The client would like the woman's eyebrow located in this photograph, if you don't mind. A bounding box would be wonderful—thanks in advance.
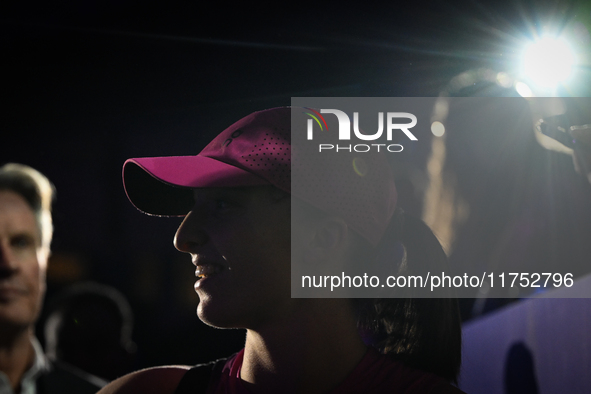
[193,187,251,201]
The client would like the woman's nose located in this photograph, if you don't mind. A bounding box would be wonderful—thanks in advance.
[174,210,208,253]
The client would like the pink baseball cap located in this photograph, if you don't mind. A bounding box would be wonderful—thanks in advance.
[123,107,397,246]
[123,108,291,216]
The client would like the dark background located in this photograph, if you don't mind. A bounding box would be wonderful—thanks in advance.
[2,0,591,375]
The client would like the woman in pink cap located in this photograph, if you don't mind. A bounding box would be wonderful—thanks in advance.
[98,107,465,393]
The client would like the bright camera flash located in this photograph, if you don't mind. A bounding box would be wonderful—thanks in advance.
[521,36,575,88]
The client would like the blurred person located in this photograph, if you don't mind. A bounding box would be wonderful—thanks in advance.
[0,163,105,393]
[99,108,464,393]
[504,342,539,394]
[43,281,137,381]
[570,124,591,184]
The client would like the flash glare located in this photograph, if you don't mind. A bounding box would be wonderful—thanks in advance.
[521,37,575,88]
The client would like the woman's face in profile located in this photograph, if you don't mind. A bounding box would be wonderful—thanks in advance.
[174,186,295,330]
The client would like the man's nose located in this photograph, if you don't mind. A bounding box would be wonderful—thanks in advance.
[0,242,17,278]
[174,210,208,253]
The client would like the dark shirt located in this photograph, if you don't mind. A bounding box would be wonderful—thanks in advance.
[0,337,105,394]
[176,347,466,394]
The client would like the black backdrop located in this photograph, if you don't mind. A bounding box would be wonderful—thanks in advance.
[2,0,591,373]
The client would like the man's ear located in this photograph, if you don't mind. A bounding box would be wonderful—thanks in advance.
[304,217,349,264]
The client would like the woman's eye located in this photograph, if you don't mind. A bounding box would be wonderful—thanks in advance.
[215,200,230,210]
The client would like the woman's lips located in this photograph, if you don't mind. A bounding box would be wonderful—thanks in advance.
[194,264,225,279]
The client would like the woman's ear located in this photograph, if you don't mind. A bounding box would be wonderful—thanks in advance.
[304,217,349,264]
[291,197,349,266]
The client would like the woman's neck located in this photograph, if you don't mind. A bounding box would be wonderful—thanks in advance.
[241,299,367,394]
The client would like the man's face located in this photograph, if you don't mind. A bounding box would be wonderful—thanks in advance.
[174,186,294,330]
[0,191,47,332]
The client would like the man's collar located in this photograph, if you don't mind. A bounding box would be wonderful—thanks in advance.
[0,336,49,394]
[18,336,49,391]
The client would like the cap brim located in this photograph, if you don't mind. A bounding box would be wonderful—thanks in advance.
[123,156,269,216]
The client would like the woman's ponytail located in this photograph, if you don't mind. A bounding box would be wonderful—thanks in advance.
[357,210,462,383]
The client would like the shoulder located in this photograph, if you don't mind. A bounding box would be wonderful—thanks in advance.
[39,360,107,393]
[96,366,190,394]
[97,352,239,394]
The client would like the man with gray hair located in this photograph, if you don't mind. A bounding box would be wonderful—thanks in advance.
[0,163,104,393]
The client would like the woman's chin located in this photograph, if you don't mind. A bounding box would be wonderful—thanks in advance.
[196,299,244,329]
